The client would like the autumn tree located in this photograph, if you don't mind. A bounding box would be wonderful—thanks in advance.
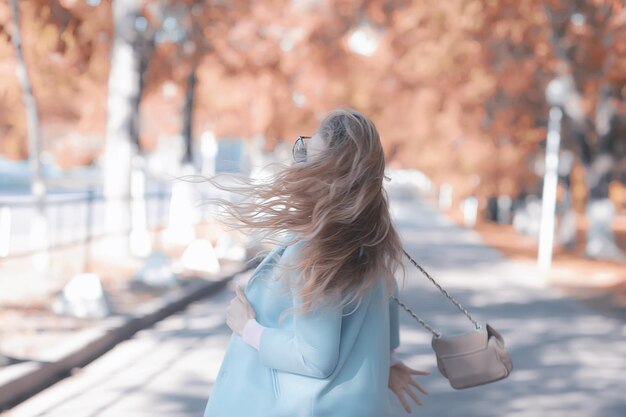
[543,1,626,260]
[0,0,112,163]
[102,0,155,256]
[466,0,626,260]
[6,0,47,259]
[2,0,624,262]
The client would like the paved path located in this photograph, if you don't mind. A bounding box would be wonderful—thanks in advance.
[5,184,626,417]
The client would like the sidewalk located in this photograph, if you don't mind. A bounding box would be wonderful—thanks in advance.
[5,184,626,417]
[388,185,626,417]
[2,272,254,417]
[0,219,258,410]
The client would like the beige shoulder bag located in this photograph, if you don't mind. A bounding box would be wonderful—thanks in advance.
[393,250,513,390]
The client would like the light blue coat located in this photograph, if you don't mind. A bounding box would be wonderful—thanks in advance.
[203,237,400,417]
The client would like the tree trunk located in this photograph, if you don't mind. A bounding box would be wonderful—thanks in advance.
[102,0,144,257]
[9,0,49,267]
[556,177,577,251]
[543,5,623,262]
[6,0,49,364]
[556,151,577,251]
[161,65,199,247]
[583,85,624,262]
[553,72,623,261]
[131,32,154,151]
[181,64,197,167]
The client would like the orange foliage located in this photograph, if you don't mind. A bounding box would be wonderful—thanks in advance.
[0,0,624,204]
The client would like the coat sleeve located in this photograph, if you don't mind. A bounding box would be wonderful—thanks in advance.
[257,286,343,379]
[389,279,400,351]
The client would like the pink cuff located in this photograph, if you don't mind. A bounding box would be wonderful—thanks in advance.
[390,350,401,367]
[242,318,265,351]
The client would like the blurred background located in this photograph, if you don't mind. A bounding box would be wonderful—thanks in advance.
[0,0,625,416]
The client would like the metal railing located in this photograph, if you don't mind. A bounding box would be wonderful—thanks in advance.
[0,186,172,261]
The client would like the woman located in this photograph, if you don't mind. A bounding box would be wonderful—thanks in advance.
[202,109,429,416]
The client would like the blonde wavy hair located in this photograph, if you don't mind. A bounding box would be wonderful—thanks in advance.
[194,108,406,320]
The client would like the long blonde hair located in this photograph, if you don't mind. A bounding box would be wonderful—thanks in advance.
[195,108,406,318]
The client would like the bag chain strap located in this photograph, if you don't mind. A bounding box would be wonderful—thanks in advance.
[393,249,481,337]
[391,295,441,338]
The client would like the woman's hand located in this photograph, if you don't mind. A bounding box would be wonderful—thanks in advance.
[226,285,256,336]
[388,361,430,413]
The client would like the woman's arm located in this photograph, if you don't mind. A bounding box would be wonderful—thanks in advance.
[229,244,343,379]
[242,318,265,349]
[390,349,401,366]
[243,320,402,367]
[389,279,400,351]
[235,261,398,377]
[255,290,343,379]
[242,277,401,368]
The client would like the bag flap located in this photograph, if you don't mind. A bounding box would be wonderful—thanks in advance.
[431,327,488,357]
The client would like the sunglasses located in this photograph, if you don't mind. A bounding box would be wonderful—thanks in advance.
[292,135,311,163]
